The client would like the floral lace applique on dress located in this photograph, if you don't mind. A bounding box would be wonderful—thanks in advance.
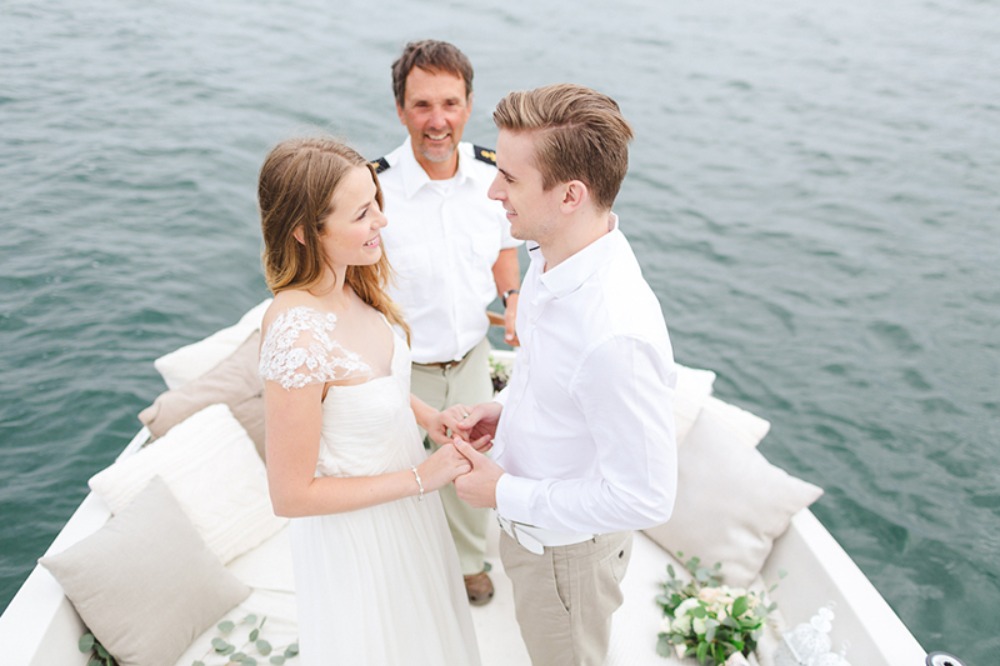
[258,306,372,390]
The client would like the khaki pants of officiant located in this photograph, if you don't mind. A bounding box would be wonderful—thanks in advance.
[411,337,493,576]
[500,529,633,666]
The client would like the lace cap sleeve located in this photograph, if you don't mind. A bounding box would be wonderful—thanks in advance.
[258,306,372,390]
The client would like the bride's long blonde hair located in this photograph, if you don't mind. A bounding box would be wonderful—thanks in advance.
[258,136,409,340]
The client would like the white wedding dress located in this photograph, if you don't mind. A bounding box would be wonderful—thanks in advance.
[259,306,480,666]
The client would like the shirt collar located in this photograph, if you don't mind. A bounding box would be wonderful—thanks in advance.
[537,213,624,298]
[398,137,470,199]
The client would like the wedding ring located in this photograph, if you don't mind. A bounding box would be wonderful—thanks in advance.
[461,412,471,419]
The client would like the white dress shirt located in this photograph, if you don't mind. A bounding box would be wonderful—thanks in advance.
[493,215,678,535]
[377,139,521,364]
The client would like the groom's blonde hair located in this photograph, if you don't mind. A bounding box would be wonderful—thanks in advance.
[493,83,633,211]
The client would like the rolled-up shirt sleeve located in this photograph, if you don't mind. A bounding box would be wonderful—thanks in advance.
[495,335,677,534]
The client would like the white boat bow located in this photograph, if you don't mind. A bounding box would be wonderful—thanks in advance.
[0,302,933,666]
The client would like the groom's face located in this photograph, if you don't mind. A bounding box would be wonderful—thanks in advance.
[488,129,563,245]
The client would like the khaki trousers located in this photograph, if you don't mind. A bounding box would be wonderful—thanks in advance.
[500,529,633,666]
[410,337,494,575]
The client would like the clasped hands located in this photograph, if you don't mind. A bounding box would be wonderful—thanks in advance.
[423,403,504,509]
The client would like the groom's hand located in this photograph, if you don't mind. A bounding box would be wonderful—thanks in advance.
[453,401,502,452]
[453,438,504,509]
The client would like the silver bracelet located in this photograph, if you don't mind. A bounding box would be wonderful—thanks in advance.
[410,466,425,501]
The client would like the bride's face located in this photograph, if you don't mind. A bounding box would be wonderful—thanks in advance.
[318,166,387,269]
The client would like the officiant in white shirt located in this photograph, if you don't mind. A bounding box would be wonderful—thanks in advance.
[373,40,522,606]
[453,83,678,666]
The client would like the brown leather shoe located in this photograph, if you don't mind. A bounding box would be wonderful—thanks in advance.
[464,571,494,606]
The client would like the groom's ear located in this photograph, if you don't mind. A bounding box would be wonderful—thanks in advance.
[559,180,589,213]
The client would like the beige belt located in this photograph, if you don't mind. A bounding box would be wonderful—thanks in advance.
[497,515,595,555]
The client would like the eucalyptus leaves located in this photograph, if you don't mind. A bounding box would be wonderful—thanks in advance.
[78,614,299,666]
[78,631,114,666]
[194,614,298,665]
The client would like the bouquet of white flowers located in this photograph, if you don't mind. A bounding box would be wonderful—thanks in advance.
[656,555,776,665]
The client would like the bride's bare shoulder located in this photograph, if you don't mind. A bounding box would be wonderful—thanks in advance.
[261,290,326,331]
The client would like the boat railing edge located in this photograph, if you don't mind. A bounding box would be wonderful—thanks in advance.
[764,509,927,666]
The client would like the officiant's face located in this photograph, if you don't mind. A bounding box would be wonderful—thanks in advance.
[316,166,387,269]
[396,67,472,172]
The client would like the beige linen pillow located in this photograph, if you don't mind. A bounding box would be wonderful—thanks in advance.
[643,399,823,588]
[139,330,264,459]
[90,404,286,564]
[39,477,250,666]
[154,298,271,389]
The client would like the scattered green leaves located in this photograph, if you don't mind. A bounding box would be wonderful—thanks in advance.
[80,614,297,666]
[77,614,299,666]
[78,631,117,666]
[193,615,298,666]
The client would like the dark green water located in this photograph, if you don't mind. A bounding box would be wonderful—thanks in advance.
[2,0,997,662]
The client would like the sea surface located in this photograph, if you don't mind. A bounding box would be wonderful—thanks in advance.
[1,0,997,662]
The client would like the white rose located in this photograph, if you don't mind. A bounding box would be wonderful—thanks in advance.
[675,598,701,617]
[699,587,724,604]
[692,617,706,635]
[672,614,692,635]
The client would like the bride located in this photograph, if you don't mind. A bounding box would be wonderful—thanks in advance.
[256,136,482,665]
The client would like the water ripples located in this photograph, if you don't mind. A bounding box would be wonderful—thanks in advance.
[2,0,998,661]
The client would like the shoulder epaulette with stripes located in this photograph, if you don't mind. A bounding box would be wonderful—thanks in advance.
[371,157,390,174]
[473,145,497,166]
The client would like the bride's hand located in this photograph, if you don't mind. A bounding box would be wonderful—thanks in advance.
[418,442,473,492]
[425,404,474,446]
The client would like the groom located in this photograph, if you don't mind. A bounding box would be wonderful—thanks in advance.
[454,83,678,665]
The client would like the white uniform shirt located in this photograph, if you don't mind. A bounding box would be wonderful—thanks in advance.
[493,215,678,535]
[376,139,521,364]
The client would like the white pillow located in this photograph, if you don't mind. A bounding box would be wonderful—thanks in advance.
[89,404,286,564]
[701,395,771,448]
[643,398,822,588]
[154,299,271,389]
[673,363,716,445]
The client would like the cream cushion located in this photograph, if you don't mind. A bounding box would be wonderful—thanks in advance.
[673,364,716,445]
[700,395,771,448]
[139,331,265,459]
[154,299,271,389]
[643,397,823,587]
[39,477,250,666]
[89,404,286,564]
